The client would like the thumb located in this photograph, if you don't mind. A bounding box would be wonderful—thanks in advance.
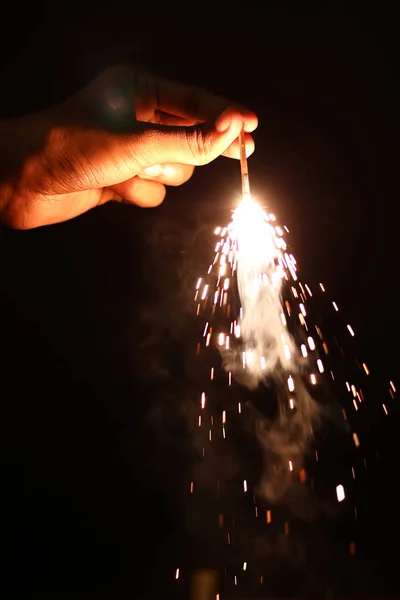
[120,108,245,171]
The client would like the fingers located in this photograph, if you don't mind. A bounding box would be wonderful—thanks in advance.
[135,70,258,132]
[108,163,194,208]
[152,111,196,127]
[110,177,166,207]
[222,132,255,159]
[117,108,251,175]
[139,163,195,186]
[56,107,253,193]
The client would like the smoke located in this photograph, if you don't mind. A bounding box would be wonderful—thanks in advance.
[219,195,321,504]
[252,376,321,510]
[234,195,296,381]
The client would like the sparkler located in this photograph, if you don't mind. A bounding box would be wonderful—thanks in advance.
[180,130,397,594]
[228,130,298,387]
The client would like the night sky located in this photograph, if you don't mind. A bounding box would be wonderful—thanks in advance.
[0,7,399,597]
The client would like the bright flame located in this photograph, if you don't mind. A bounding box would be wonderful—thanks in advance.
[228,195,296,385]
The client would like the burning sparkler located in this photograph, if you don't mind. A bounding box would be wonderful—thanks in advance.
[182,129,397,594]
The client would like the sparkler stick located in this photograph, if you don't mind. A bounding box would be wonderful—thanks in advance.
[239,128,250,197]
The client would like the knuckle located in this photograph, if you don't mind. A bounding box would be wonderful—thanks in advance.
[185,127,212,164]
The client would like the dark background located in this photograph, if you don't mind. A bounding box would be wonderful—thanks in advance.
[0,6,399,596]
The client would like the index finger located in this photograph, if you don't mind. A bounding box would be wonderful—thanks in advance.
[136,71,258,132]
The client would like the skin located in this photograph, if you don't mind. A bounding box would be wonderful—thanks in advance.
[0,66,258,229]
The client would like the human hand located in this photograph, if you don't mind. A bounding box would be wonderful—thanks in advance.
[0,66,257,229]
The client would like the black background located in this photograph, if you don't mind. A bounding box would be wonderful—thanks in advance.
[0,6,399,596]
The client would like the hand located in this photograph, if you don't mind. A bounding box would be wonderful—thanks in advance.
[0,66,257,229]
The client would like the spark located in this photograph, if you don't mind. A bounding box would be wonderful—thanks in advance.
[284,523,289,535]
[347,324,355,337]
[190,163,397,589]
[336,484,345,502]
[283,344,291,360]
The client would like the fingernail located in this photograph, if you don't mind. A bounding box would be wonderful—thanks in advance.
[215,113,232,133]
[143,164,162,176]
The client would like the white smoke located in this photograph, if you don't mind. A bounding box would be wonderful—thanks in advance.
[224,194,297,386]
[218,194,321,502]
